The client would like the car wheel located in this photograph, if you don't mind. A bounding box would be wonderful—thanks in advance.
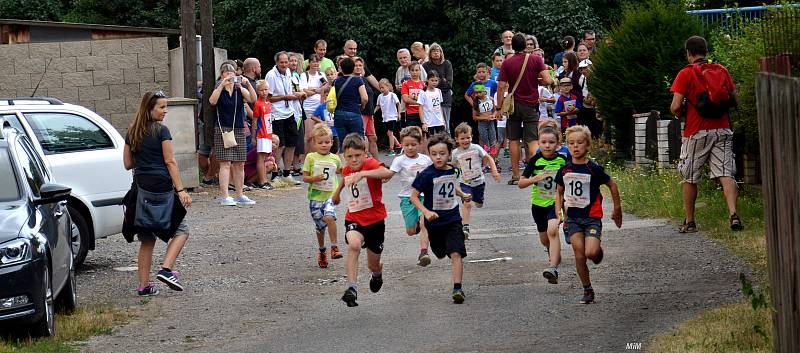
[32,259,55,337]
[67,205,89,267]
[56,249,77,313]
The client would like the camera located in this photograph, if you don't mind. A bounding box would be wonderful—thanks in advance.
[232,76,243,84]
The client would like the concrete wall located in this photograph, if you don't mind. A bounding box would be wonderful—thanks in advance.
[0,37,170,135]
[164,97,199,188]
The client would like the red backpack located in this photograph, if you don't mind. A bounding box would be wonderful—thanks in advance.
[688,62,737,119]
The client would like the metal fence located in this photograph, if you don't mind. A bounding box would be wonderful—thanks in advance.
[688,5,771,32]
[761,5,800,76]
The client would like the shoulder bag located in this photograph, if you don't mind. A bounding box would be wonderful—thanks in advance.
[327,76,354,113]
[218,88,238,148]
[501,53,531,116]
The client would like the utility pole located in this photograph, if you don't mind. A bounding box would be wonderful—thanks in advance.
[180,0,197,99]
[200,0,215,146]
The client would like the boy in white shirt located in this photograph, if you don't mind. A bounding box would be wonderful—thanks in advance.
[375,78,402,156]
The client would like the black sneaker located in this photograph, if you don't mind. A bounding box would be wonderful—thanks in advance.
[452,288,465,304]
[156,268,183,291]
[579,289,595,304]
[369,274,383,293]
[137,282,159,296]
[592,247,604,265]
[342,287,358,307]
[417,253,431,267]
[543,268,559,284]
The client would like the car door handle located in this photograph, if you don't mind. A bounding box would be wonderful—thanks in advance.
[54,200,67,218]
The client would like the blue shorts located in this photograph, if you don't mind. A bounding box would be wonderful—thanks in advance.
[309,198,336,231]
[460,183,485,205]
[564,217,602,244]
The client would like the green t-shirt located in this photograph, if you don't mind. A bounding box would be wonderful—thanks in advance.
[304,57,336,75]
[302,152,342,201]
[522,152,567,207]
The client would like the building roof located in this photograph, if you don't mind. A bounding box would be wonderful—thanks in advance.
[0,19,180,36]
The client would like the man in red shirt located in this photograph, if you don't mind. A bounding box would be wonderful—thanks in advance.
[497,33,553,184]
[670,35,742,233]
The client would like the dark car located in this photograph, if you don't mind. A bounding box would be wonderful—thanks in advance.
[0,120,76,337]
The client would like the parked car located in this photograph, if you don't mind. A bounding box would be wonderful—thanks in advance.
[0,98,132,266]
[0,120,77,337]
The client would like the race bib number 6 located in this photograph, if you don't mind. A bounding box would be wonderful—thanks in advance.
[312,161,336,192]
[347,178,373,213]
[432,174,457,211]
[563,172,591,208]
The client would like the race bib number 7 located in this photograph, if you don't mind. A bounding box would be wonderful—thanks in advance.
[432,174,457,211]
[458,150,482,182]
[563,172,591,208]
[312,161,336,192]
[347,178,373,213]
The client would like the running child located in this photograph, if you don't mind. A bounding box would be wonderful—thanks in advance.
[252,80,279,189]
[410,133,472,304]
[302,124,343,268]
[418,70,446,139]
[555,125,622,304]
[401,62,426,129]
[471,84,497,157]
[387,126,434,266]
[332,133,394,307]
[375,78,402,155]
[519,124,568,284]
[451,123,500,239]
[555,77,581,133]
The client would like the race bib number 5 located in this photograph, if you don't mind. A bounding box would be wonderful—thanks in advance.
[536,169,557,200]
[347,178,373,213]
[458,150,482,182]
[563,172,591,208]
[432,174,457,211]
[312,161,336,192]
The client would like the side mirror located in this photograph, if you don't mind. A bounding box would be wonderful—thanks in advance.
[34,183,72,205]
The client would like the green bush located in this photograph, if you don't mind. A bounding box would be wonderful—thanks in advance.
[589,0,702,157]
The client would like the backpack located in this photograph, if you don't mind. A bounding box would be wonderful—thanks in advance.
[688,62,737,119]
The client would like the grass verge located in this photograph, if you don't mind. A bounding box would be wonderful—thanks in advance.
[0,304,132,353]
[607,166,772,353]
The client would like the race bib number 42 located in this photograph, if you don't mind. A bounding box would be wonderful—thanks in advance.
[563,172,591,208]
[347,178,373,213]
[432,174,457,211]
[312,161,336,192]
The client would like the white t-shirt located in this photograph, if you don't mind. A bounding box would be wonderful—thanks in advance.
[476,96,494,113]
[264,66,295,121]
[451,143,489,187]
[377,92,400,122]
[300,71,325,112]
[417,88,444,127]
[538,86,553,119]
[390,153,433,197]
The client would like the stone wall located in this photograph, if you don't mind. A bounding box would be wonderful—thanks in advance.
[0,37,170,134]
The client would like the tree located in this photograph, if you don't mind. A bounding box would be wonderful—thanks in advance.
[0,0,68,21]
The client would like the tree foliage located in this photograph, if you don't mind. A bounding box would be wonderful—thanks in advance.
[589,0,702,156]
[0,0,68,21]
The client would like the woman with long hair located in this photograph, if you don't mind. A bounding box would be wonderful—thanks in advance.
[209,62,255,206]
[123,91,192,296]
[554,35,576,72]
[559,52,584,102]
[422,43,454,134]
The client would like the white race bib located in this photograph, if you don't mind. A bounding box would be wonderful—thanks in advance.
[312,160,336,192]
[563,172,591,208]
[264,113,273,135]
[458,150,482,182]
[347,178,373,213]
[536,169,557,200]
[432,174,457,211]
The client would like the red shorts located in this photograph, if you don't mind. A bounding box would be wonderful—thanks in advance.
[362,114,376,137]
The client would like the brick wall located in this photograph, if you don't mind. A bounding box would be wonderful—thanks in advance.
[0,37,170,134]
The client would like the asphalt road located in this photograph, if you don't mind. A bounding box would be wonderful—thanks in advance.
[79,155,748,353]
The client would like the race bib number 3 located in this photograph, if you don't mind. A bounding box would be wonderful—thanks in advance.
[458,150,482,182]
[347,178,373,213]
[536,169,557,200]
[312,161,336,192]
[432,174,457,211]
[563,172,591,208]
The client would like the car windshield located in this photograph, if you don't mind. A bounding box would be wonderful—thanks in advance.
[0,148,21,201]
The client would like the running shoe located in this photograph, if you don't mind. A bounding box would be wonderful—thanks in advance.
[156,268,183,291]
[503,149,510,157]
[234,195,256,206]
[228,184,253,192]
[369,274,383,293]
[490,145,498,156]
[592,247,604,265]
[482,166,491,174]
[330,246,343,259]
[283,175,302,186]
[417,253,431,267]
[482,145,490,152]
[452,288,465,304]
[342,287,358,307]
[257,182,274,190]
[579,289,595,304]
[387,150,396,156]
[462,224,470,240]
[543,268,559,284]
[220,197,237,206]
[137,282,160,296]
[317,251,328,268]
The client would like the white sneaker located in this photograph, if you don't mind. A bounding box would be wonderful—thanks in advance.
[283,175,301,186]
[220,197,237,206]
[234,195,256,205]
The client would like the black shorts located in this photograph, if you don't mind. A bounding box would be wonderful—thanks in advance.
[272,117,299,148]
[506,101,539,143]
[460,183,485,205]
[385,120,399,132]
[531,204,557,232]
[427,221,467,259]
[405,113,422,127]
[426,125,446,136]
[345,220,385,254]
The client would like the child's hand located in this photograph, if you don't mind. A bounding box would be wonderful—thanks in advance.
[241,77,250,86]
[491,170,501,182]
[530,173,546,183]
[423,210,439,222]
[344,172,362,186]
[422,123,428,132]
[332,194,341,205]
[461,193,472,203]
[612,206,623,228]
[314,174,325,183]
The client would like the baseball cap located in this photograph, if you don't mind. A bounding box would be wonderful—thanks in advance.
[559,77,572,85]
[473,84,486,92]
[578,59,593,68]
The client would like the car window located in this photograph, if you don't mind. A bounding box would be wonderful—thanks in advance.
[0,148,21,201]
[0,114,25,134]
[23,112,114,154]
[14,139,48,197]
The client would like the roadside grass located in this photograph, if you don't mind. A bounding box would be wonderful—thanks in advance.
[0,304,131,353]
[606,166,772,353]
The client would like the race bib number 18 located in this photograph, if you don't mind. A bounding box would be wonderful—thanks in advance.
[347,178,373,213]
[432,174,457,211]
[563,172,591,208]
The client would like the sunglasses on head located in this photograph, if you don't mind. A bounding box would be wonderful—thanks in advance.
[153,90,166,98]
